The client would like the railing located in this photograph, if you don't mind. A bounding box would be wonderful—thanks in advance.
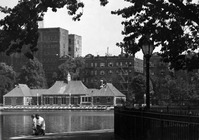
[114,107,199,140]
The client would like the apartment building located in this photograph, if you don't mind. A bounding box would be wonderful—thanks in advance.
[81,54,143,95]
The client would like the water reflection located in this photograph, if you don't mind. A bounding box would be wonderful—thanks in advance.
[0,110,114,140]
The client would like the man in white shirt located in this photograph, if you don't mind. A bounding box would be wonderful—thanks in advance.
[35,114,45,135]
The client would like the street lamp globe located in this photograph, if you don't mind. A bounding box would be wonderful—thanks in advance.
[141,37,154,56]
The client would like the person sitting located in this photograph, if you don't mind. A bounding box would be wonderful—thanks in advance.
[31,114,37,135]
[35,114,45,135]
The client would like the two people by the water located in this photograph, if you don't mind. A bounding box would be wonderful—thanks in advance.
[31,114,45,135]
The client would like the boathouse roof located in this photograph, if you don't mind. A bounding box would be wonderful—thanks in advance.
[3,84,31,97]
[64,81,88,95]
[92,83,125,97]
[42,81,67,95]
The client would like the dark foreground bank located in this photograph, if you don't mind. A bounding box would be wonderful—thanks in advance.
[10,129,124,140]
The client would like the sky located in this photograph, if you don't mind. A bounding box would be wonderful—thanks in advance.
[0,0,143,59]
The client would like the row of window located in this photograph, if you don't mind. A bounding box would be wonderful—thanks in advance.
[40,34,59,42]
[43,96,111,104]
[96,97,111,103]
[88,61,133,68]
[38,43,59,48]
[44,96,79,104]
[85,69,133,76]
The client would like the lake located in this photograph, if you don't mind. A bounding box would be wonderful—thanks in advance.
[0,110,114,140]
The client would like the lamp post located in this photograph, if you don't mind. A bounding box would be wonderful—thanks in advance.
[140,35,154,110]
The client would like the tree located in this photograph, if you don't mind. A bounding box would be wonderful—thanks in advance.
[112,0,199,71]
[129,74,146,104]
[0,63,16,103]
[57,57,85,82]
[18,57,47,89]
[0,0,108,58]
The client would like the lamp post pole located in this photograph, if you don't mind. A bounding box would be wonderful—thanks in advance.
[140,35,154,110]
[145,54,150,109]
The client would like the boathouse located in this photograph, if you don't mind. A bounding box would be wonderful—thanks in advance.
[3,81,126,106]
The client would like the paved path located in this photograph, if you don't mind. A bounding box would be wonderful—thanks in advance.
[10,129,123,140]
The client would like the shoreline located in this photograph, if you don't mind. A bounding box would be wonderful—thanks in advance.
[1,105,114,111]
[9,129,114,140]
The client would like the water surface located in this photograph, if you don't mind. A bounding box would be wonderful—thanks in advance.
[0,110,114,140]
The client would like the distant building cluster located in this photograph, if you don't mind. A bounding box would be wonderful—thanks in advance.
[0,26,173,102]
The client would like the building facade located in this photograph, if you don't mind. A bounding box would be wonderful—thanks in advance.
[81,54,143,95]
[68,34,82,57]
[3,81,125,107]
[34,28,69,80]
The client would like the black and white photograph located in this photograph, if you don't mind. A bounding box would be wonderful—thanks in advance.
[1,0,199,140]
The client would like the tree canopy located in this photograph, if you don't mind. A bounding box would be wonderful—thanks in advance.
[17,57,47,89]
[112,0,199,70]
[0,0,107,57]
[57,57,85,82]
[0,63,16,103]
[1,0,199,71]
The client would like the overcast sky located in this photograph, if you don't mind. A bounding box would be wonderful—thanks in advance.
[0,0,144,58]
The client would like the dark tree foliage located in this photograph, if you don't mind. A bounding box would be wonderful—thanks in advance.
[0,0,108,58]
[129,74,146,104]
[111,0,199,71]
[18,57,47,89]
[57,57,85,82]
[0,63,16,103]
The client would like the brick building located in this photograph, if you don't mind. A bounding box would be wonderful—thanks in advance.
[81,54,143,95]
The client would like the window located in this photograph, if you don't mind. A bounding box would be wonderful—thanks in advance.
[53,97,58,104]
[91,63,94,67]
[96,98,100,103]
[120,62,123,66]
[45,97,50,104]
[61,97,65,104]
[109,70,112,74]
[108,62,113,67]
[68,47,71,52]
[95,71,97,75]
[95,63,98,67]
[100,71,105,75]
[91,71,93,75]
[100,63,105,67]
[107,97,111,103]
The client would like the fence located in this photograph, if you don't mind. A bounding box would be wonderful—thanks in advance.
[114,107,199,140]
